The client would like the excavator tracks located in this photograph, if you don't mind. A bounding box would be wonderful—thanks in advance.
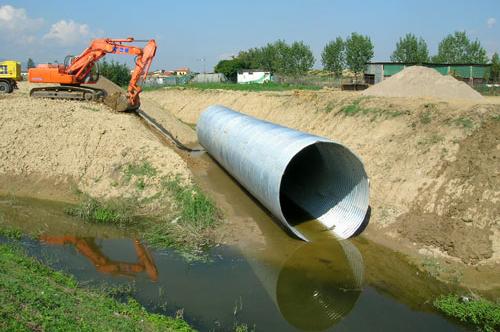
[29,86,105,102]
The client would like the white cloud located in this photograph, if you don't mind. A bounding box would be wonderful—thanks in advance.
[487,17,496,29]
[0,5,44,43]
[43,20,92,46]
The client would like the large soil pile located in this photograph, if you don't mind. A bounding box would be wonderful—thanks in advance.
[362,66,484,100]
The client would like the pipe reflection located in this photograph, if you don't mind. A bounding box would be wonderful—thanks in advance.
[246,236,364,331]
[40,236,158,281]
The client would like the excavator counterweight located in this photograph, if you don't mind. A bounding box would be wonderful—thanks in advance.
[28,38,157,112]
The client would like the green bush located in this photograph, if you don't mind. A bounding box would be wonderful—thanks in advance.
[434,294,500,332]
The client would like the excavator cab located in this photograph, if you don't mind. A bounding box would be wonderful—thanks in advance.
[63,55,100,84]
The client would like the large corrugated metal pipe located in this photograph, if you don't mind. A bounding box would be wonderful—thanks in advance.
[197,106,369,240]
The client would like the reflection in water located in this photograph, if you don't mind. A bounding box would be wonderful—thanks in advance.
[247,239,364,331]
[40,236,158,281]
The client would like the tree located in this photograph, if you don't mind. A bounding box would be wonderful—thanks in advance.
[99,59,131,87]
[27,58,35,69]
[237,40,314,76]
[432,31,488,64]
[287,41,315,76]
[322,37,345,76]
[345,33,374,81]
[214,58,246,82]
[491,52,500,83]
[390,33,429,63]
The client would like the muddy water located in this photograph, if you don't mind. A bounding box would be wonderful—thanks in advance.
[0,193,467,331]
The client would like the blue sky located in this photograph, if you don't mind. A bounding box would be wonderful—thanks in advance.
[1,0,499,71]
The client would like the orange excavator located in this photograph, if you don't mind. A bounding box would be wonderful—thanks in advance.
[28,38,156,111]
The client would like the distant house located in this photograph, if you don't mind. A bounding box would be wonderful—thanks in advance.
[175,67,190,76]
[365,62,492,85]
[237,70,273,84]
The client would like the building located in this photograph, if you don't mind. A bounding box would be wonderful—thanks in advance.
[237,70,273,84]
[365,62,491,85]
[175,67,190,76]
[191,73,227,83]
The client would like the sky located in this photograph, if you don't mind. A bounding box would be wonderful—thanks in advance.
[1,0,499,72]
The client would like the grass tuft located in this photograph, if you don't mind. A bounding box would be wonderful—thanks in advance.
[144,175,220,255]
[434,294,500,332]
[123,161,157,183]
[341,98,403,119]
[65,195,137,227]
[453,117,474,129]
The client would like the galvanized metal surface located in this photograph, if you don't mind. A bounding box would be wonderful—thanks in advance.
[197,105,369,240]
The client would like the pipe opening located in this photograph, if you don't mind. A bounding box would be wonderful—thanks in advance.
[279,142,369,238]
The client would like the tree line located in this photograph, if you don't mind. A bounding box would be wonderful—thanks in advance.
[215,31,500,82]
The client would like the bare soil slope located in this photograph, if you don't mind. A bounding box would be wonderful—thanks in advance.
[0,83,190,202]
[144,87,500,267]
[362,66,484,100]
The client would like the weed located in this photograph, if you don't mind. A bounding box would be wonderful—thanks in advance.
[82,105,100,112]
[122,161,157,183]
[422,257,442,277]
[0,243,193,331]
[418,134,444,146]
[136,178,146,191]
[323,101,336,113]
[434,294,500,332]
[65,195,137,227]
[492,114,500,121]
[0,225,22,239]
[144,175,220,254]
[453,117,474,129]
[341,98,403,119]
[419,110,432,124]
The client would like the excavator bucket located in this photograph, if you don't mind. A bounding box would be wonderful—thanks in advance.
[90,77,139,112]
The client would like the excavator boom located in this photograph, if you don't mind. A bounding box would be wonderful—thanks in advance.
[28,37,157,111]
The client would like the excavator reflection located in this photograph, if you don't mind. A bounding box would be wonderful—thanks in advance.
[40,236,158,282]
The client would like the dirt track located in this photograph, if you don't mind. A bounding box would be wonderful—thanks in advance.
[144,87,500,266]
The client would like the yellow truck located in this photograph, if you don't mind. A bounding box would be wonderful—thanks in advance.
[0,60,22,93]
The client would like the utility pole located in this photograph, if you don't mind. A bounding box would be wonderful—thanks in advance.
[197,57,206,74]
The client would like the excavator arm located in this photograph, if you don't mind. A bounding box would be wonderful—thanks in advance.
[28,37,157,110]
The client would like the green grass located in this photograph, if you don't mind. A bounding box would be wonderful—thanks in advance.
[65,195,137,227]
[419,110,433,124]
[0,243,194,331]
[417,134,444,146]
[123,161,157,183]
[453,117,474,129]
[144,175,220,255]
[341,98,403,118]
[146,82,321,92]
[474,84,500,96]
[434,294,500,332]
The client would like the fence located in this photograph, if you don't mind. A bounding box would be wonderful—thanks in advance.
[142,74,195,88]
[275,74,343,88]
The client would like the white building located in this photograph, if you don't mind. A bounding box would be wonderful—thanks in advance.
[237,70,273,84]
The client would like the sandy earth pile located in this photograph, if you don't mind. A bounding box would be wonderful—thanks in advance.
[144,87,500,268]
[0,85,190,201]
[362,66,484,100]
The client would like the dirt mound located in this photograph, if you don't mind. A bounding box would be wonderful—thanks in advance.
[0,83,191,201]
[362,66,484,101]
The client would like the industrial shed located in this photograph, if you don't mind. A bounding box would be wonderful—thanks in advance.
[365,62,491,85]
